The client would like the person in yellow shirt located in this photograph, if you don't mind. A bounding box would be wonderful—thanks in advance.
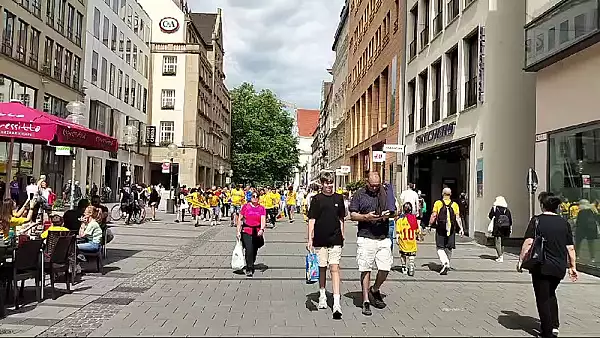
[396,203,420,276]
[285,186,297,222]
[230,184,245,227]
[208,191,221,226]
[273,189,282,220]
[429,188,463,275]
[262,188,277,228]
[186,189,203,226]
[1,198,35,241]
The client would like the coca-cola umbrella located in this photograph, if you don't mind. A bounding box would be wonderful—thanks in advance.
[0,101,118,197]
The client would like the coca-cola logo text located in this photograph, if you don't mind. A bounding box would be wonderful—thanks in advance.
[62,128,87,140]
[95,136,115,148]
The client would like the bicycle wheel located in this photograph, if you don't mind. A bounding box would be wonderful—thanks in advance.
[110,204,123,222]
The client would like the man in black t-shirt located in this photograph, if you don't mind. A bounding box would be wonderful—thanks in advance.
[307,173,346,320]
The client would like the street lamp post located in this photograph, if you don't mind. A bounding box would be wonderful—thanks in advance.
[66,101,86,210]
[123,125,138,184]
[218,165,224,187]
[166,143,178,214]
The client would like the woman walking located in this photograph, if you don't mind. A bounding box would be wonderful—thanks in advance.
[518,192,578,338]
[488,196,513,262]
[236,192,266,277]
[149,186,160,221]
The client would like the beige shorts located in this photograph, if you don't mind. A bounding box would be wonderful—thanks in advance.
[356,237,393,272]
[315,246,342,267]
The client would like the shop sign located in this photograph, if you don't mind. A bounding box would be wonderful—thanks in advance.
[55,146,71,156]
[582,174,591,188]
[145,126,156,144]
[225,177,231,184]
[383,144,405,153]
[478,26,485,103]
[159,17,179,33]
[372,151,386,163]
[335,169,344,176]
[340,165,351,174]
[415,122,456,145]
[161,162,171,174]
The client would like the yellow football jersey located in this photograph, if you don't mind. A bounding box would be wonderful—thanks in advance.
[395,216,420,254]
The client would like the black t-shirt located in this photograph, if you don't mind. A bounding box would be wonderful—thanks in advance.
[63,209,83,232]
[308,193,346,247]
[524,213,574,278]
[348,188,389,240]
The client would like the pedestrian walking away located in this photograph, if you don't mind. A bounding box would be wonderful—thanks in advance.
[236,192,266,277]
[488,196,513,262]
[285,186,297,222]
[307,172,346,320]
[349,171,394,316]
[518,192,578,338]
[429,187,463,275]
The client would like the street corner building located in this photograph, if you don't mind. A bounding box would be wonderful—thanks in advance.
[401,0,536,241]
[140,0,231,189]
[526,0,600,273]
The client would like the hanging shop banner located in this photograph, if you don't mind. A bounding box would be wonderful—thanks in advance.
[55,146,72,156]
[476,158,484,197]
[372,151,386,163]
[340,165,351,174]
[478,25,485,104]
[161,162,171,174]
[145,126,156,144]
[582,174,591,189]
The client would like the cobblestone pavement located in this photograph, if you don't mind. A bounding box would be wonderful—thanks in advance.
[2,213,600,337]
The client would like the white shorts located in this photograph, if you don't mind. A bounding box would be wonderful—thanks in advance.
[315,246,342,267]
[356,237,393,272]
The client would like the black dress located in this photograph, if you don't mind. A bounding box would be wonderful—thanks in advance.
[488,206,512,238]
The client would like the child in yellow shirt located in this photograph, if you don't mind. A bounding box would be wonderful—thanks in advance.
[396,203,421,276]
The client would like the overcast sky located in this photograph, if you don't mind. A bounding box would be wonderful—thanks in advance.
[189,0,344,109]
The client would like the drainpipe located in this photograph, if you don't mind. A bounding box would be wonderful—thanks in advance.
[397,5,408,193]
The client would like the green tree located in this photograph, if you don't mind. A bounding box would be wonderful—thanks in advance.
[231,82,299,186]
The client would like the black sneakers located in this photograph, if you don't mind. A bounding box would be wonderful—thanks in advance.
[362,302,372,316]
[245,269,253,278]
[369,287,386,309]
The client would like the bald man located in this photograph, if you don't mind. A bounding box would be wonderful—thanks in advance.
[349,171,394,316]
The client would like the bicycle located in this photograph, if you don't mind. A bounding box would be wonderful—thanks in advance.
[110,204,126,222]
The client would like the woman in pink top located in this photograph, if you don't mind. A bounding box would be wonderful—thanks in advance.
[236,191,266,277]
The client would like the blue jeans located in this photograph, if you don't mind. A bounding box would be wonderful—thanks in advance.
[78,241,100,252]
[388,219,395,251]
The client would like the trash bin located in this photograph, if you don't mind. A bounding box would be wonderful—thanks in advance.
[166,198,175,214]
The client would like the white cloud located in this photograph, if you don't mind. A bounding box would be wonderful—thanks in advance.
[188,0,344,109]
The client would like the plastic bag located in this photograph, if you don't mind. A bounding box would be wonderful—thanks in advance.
[305,252,319,283]
[231,240,245,271]
[487,217,495,236]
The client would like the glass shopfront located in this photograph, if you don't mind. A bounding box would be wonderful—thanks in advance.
[0,142,35,199]
[0,75,37,107]
[548,124,600,268]
[40,146,67,197]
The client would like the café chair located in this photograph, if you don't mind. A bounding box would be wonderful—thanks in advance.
[9,239,43,309]
[45,235,75,300]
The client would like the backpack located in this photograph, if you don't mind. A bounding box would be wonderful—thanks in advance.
[494,207,511,228]
[436,201,458,233]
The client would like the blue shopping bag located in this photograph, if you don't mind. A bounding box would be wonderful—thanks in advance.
[305,252,319,283]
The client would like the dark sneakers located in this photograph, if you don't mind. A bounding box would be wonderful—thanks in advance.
[369,287,386,309]
[245,269,253,278]
[362,302,372,316]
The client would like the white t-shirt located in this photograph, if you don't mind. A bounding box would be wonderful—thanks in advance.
[400,189,420,215]
[26,184,39,199]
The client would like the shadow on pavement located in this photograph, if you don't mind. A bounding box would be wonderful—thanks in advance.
[497,310,540,337]
[101,248,142,265]
[479,254,499,260]
[306,291,334,311]
[254,263,269,272]
[422,262,443,272]
[344,291,363,308]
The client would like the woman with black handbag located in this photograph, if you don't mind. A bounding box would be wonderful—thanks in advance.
[518,192,578,338]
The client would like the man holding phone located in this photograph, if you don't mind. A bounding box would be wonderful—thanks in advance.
[349,171,394,316]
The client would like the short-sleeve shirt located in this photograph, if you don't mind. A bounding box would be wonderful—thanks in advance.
[84,220,103,244]
[286,191,297,206]
[209,195,220,207]
[308,193,346,247]
[524,213,574,278]
[348,188,389,239]
[240,203,266,235]
[231,189,244,206]
[433,198,460,225]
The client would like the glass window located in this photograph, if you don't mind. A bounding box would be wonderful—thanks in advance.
[162,55,177,75]
[132,44,137,69]
[159,121,174,144]
[125,38,131,64]
[119,31,124,58]
[56,0,66,33]
[548,125,600,267]
[64,49,72,85]
[559,20,569,44]
[112,0,119,13]
[136,83,141,110]
[117,70,123,99]
[111,24,117,51]
[66,4,75,41]
[100,57,108,90]
[2,10,16,57]
[102,16,110,46]
[73,56,81,89]
[54,44,63,81]
[75,11,83,46]
[93,8,101,39]
[91,51,98,85]
[16,20,28,63]
[29,28,40,69]
[161,89,175,109]
[127,5,132,28]
[46,0,55,26]
[124,74,129,103]
[109,63,116,95]
[131,79,136,107]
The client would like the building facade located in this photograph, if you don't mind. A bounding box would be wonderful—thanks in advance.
[296,108,319,188]
[402,0,536,239]
[82,0,151,200]
[328,1,350,184]
[311,81,332,183]
[526,0,600,272]
[139,0,231,189]
[346,0,404,187]
[0,0,86,198]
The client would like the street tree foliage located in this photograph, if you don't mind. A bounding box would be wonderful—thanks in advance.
[231,82,299,186]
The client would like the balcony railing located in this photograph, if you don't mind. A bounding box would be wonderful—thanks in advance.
[420,27,429,48]
[465,76,477,108]
[447,89,457,116]
[447,0,459,23]
[432,98,441,122]
[433,13,443,36]
[419,106,427,128]
[409,39,417,59]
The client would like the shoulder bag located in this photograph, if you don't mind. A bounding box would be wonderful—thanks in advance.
[521,216,546,271]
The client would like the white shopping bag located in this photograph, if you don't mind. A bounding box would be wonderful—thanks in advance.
[487,217,495,236]
[231,240,245,271]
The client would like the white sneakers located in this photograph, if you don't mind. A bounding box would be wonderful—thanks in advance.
[318,294,327,309]
[332,304,342,320]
